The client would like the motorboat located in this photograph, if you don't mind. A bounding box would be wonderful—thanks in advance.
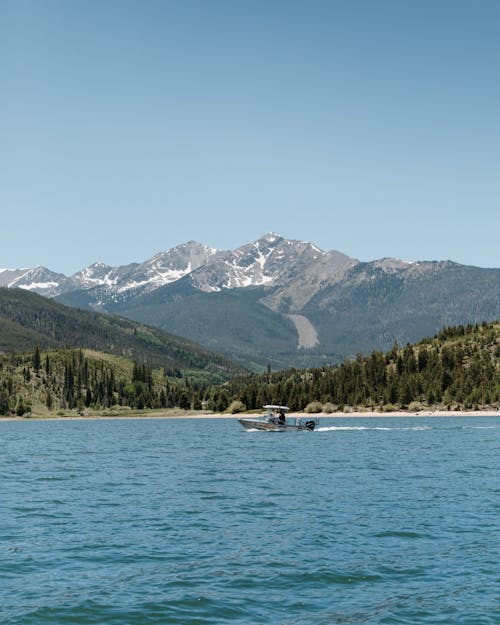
[238,405,318,431]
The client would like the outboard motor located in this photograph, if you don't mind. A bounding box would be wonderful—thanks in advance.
[305,420,316,431]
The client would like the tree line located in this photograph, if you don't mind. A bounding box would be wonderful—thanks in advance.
[0,322,499,416]
[0,349,208,416]
[221,322,500,412]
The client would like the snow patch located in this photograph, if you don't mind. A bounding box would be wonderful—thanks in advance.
[310,243,324,254]
[8,268,38,287]
[19,282,59,291]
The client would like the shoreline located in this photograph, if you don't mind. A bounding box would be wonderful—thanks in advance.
[1,409,499,422]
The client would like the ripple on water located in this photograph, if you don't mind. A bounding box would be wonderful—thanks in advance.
[1,417,500,624]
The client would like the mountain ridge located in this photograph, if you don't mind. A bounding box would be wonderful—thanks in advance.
[3,234,500,370]
[2,233,348,302]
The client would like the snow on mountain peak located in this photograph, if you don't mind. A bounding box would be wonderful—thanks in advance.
[91,261,111,269]
[262,232,281,244]
[0,236,354,301]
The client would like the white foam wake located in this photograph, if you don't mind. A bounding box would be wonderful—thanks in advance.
[316,425,433,432]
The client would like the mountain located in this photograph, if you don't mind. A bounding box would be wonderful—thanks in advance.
[105,256,500,370]
[56,233,358,369]
[303,259,500,357]
[0,266,75,298]
[4,233,355,307]
[0,288,243,380]
[182,232,355,298]
[69,241,218,306]
[1,241,218,303]
[4,234,500,370]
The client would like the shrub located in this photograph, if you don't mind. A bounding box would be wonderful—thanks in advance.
[408,401,423,412]
[304,401,323,413]
[228,400,246,414]
[322,402,337,414]
[382,403,396,413]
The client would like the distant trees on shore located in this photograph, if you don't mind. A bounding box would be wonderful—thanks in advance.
[223,322,500,412]
[0,322,498,416]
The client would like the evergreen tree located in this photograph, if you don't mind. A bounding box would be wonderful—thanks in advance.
[33,347,41,374]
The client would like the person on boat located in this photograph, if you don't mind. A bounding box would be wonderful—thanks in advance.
[278,410,286,424]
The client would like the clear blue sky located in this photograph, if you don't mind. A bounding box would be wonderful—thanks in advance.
[2,0,499,273]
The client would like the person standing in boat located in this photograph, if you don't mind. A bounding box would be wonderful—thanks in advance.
[278,410,286,424]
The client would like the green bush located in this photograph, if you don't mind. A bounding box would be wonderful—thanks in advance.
[382,403,396,412]
[322,402,337,413]
[228,400,246,414]
[304,401,323,413]
[408,401,423,412]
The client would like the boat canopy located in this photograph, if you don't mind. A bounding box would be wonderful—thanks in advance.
[263,405,290,411]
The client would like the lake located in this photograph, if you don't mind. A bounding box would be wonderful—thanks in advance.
[1,417,500,624]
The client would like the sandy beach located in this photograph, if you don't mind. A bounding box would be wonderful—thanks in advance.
[1,409,499,421]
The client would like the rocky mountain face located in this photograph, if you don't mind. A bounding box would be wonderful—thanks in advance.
[3,234,500,370]
[0,266,74,297]
[183,233,357,310]
[1,241,218,302]
[3,233,356,307]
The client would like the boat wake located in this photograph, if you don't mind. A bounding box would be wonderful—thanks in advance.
[316,424,500,432]
[317,425,432,432]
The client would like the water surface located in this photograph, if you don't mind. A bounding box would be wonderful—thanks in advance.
[1,417,500,624]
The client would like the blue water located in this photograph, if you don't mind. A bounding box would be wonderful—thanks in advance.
[1,417,500,625]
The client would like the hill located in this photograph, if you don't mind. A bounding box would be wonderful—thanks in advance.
[217,321,500,412]
[2,322,498,416]
[0,288,243,379]
[0,348,214,416]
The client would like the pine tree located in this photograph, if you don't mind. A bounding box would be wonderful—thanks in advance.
[33,347,41,374]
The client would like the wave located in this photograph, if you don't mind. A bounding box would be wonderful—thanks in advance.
[316,425,433,432]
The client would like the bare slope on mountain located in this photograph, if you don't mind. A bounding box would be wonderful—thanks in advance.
[0,288,243,378]
[107,281,309,371]
[285,314,320,349]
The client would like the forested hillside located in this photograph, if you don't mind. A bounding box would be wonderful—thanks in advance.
[1,322,498,417]
[0,288,243,377]
[218,321,500,412]
[0,349,219,416]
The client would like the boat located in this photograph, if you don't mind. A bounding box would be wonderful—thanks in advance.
[237,405,318,431]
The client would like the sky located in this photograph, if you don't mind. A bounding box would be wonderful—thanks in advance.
[2,0,499,274]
